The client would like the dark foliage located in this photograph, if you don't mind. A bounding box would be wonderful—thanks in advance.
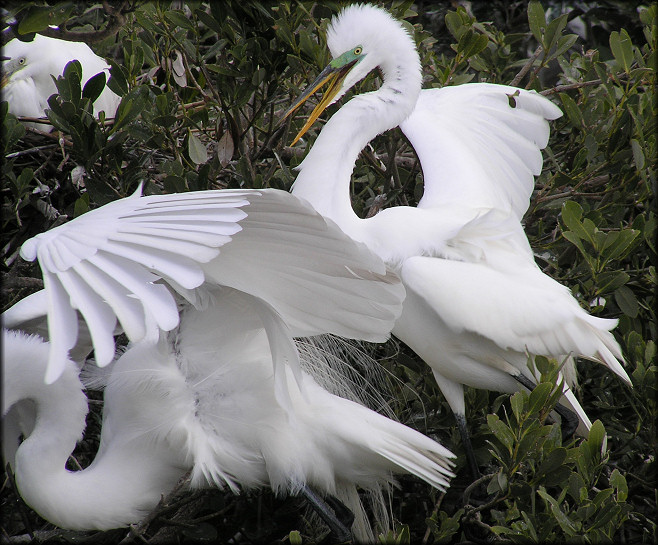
[1,1,655,543]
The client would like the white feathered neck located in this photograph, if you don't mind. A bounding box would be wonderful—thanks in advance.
[292,4,422,224]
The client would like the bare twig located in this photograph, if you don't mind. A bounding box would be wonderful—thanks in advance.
[422,491,446,545]
[365,194,387,218]
[540,79,603,96]
[118,471,193,544]
[6,145,58,159]
[510,45,543,87]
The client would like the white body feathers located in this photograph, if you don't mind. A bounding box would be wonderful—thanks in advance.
[291,4,630,434]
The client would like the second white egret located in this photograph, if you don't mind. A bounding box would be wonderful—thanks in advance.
[287,4,631,475]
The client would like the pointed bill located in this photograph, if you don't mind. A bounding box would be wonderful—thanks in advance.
[284,52,361,145]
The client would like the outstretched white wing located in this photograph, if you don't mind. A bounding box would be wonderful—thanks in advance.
[401,83,562,219]
[18,187,404,383]
[19,188,252,381]
[400,255,630,386]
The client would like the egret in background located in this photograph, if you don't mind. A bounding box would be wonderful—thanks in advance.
[3,186,456,541]
[287,4,631,476]
[1,34,121,131]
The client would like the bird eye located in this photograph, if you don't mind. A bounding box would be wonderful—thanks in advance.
[18,58,25,65]
[353,47,362,56]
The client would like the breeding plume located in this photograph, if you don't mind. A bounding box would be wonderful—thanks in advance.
[3,297,454,539]
[287,4,630,474]
[1,34,121,130]
[4,185,455,539]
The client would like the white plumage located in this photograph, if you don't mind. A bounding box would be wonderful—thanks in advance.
[288,4,630,471]
[3,288,455,538]
[2,34,121,131]
[4,183,456,539]
[12,186,404,384]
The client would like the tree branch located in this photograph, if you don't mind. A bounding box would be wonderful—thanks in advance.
[3,1,128,47]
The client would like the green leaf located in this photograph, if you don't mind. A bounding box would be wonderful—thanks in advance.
[615,285,639,318]
[510,391,525,424]
[568,472,588,502]
[63,60,83,86]
[537,487,577,535]
[82,72,107,104]
[558,93,584,129]
[195,8,223,33]
[528,382,553,414]
[609,469,628,502]
[17,3,75,34]
[527,1,546,44]
[562,231,588,259]
[561,201,597,247]
[445,11,467,41]
[216,130,234,167]
[544,465,573,487]
[561,200,583,228]
[586,420,606,459]
[630,138,646,169]
[165,10,196,31]
[111,87,147,132]
[555,34,579,57]
[73,194,90,218]
[14,167,34,193]
[487,414,514,452]
[395,524,410,544]
[601,229,639,263]
[520,511,539,542]
[609,29,634,73]
[536,447,567,480]
[596,271,630,293]
[107,60,129,96]
[164,175,186,193]
[288,530,302,545]
[544,14,568,49]
[188,131,208,165]
[458,31,489,58]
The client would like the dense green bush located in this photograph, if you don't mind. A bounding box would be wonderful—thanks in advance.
[1,1,655,543]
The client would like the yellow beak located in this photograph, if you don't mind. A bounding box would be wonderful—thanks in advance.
[284,59,357,145]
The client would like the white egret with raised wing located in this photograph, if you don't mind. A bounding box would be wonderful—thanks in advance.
[286,4,630,475]
[3,185,455,540]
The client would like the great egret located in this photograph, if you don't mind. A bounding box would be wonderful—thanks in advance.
[1,34,121,131]
[3,287,455,540]
[287,4,631,474]
[3,184,456,539]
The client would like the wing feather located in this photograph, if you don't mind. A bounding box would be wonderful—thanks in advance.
[43,271,79,383]
[401,255,629,384]
[20,188,256,381]
[401,83,562,219]
[56,268,118,367]
[20,187,404,382]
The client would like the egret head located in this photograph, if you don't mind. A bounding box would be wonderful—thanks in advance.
[1,35,101,91]
[1,49,28,89]
[2,35,72,95]
[285,4,419,144]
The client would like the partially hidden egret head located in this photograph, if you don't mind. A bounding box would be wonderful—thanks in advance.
[2,34,121,130]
